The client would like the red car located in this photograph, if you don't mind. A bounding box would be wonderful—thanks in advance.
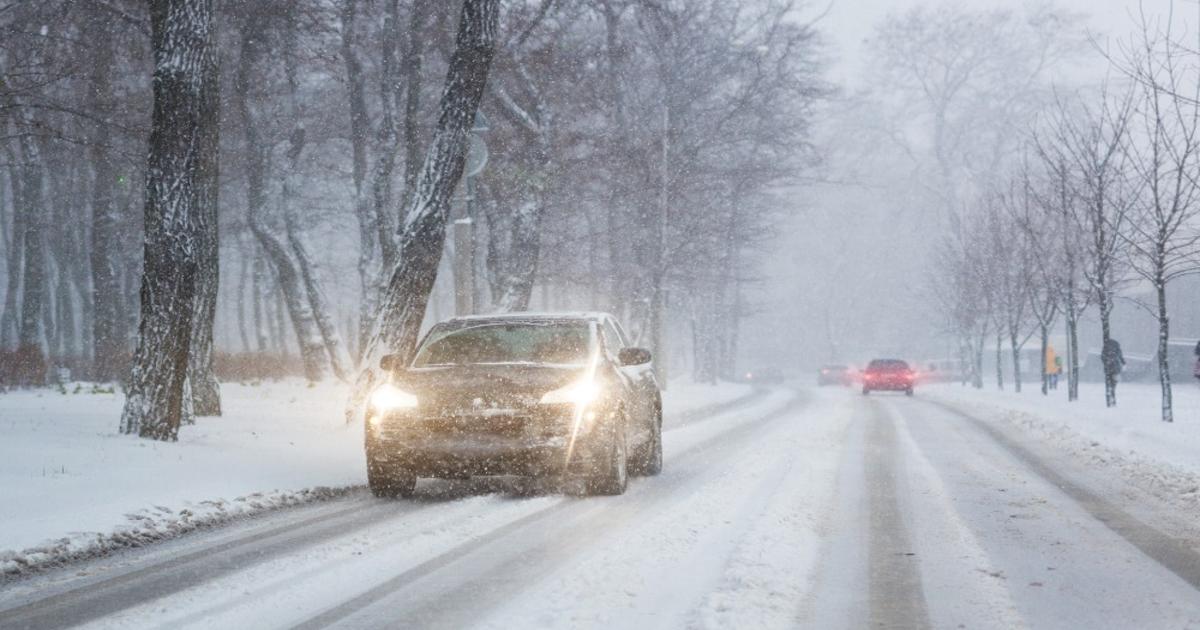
[861,359,915,396]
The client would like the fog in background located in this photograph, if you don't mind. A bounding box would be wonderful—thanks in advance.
[739,0,1194,374]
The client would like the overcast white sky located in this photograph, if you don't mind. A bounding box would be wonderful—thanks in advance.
[818,0,1175,86]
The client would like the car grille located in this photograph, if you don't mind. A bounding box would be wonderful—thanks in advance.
[379,407,568,441]
[418,413,532,437]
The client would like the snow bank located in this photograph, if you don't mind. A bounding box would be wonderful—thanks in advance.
[924,381,1200,516]
[0,378,752,577]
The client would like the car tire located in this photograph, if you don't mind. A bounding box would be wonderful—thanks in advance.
[588,415,629,495]
[862,387,870,395]
[367,452,417,499]
[905,387,914,397]
[631,407,663,477]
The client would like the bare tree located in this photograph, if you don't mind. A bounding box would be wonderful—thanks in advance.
[1041,87,1136,407]
[1114,8,1200,422]
[349,0,500,422]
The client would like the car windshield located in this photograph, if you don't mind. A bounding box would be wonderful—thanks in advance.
[867,360,909,371]
[411,321,593,367]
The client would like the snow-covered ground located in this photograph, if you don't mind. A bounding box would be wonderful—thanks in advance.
[924,380,1200,517]
[4,385,1200,628]
[0,378,753,576]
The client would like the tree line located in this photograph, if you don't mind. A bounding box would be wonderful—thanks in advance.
[0,0,823,438]
[932,6,1200,422]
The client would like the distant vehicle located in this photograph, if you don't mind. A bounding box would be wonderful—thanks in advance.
[744,366,784,385]
[364,312,662,498]
[861,359,915,396]
[817,364,851,386]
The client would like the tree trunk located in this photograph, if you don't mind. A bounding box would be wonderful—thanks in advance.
[252,254,269,353]
[0,162,22,350]
[399,0,431,210]
[1066,303,1079,401]
[88,13,126,383]
[995,331,1004,391]
[16,137,47,386]
[349,0,500,423]
[1099,284,1116,407]
[1010,333,1022,394]
[339,0,377,362]
[188,31,222,418]
[236,250,251,352]
[1156,275,1172,422]
[120,0,217,440]
[1039,323,1049,395]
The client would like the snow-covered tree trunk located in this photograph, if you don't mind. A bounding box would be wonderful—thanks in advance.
[188,21,222,417]
[1065,301,1080,401]
[994,331,1004,391]
[1009,332,1022,394]
[120,0,217,440]
[349,0,500,423]
[1155,275,1172,423]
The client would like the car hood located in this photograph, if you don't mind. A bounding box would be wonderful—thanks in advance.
[395,364,587,410]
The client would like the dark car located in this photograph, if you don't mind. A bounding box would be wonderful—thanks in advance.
[744,366,784,385]
[817,364,850,386]
[364,313,662,498]
[861,359,915,395]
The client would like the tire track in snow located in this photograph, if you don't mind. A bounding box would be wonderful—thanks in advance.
[0,388,771,630]
[921,398,1200,595]
[290,391,805,629]
[863,398,930,630]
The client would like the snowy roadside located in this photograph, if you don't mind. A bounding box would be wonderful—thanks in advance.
[0,378,753,578]
[923,381,1200,517]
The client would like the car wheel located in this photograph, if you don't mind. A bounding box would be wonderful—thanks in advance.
[862,387,870,395]
[631,407,663,477]
[367,452,417,499]
[588,415,629,495]
[905,387,914,397]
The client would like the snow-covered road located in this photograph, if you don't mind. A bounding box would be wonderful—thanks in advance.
[3,386,1200,629]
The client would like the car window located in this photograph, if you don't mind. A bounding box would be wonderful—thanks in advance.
[411,322,593,367]
[867,360,909,371]
[601,319,625,355]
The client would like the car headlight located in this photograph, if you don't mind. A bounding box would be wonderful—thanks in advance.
[540,380,600,406]
[370,383,419,412]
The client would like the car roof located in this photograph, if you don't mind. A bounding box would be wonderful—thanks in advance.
[441,312,614,326]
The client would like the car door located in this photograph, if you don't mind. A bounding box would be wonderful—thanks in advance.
[603,317,658,448]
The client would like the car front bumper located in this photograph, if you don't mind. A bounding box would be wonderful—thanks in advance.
[367,408,608,477]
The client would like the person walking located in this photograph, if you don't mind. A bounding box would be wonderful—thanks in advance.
[1193,340,1200,382]
[1102,338,1126,406]
[1045,344,1060,390]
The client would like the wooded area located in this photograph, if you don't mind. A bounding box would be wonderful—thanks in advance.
[0,0,822,439]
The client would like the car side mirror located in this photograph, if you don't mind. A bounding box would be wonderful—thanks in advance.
[618,347,652,366]
[379,353,403,372]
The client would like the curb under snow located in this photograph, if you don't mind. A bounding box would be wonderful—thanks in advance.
[934,397,1200,519]
[0,485,358,580]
